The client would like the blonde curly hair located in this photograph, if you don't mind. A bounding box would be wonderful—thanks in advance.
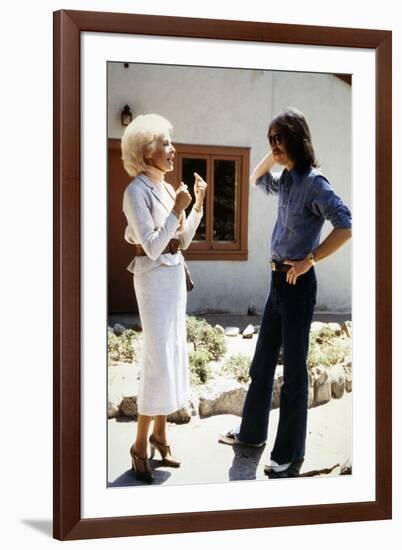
[121,113,173,177]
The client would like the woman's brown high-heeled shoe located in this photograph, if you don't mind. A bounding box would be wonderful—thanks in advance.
[130,444,154,483]
[149,434,181,468]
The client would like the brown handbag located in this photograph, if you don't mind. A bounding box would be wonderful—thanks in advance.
[184,262,194,292]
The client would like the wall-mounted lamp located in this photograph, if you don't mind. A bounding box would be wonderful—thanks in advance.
[121,105,133,126]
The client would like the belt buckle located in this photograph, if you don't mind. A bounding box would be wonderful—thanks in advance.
[271,260,276,271]
[169,240,178,254]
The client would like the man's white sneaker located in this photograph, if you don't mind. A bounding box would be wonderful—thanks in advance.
[264,459,292,473]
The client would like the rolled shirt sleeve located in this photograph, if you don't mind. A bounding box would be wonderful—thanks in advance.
[255,172,281,196]
[308,176,352,229]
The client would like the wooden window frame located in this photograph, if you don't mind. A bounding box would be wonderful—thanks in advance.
[168,143,249,261]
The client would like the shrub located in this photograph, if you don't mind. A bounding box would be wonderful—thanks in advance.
[108,329,139,364]
[307,328,351,369]
[222,353,251,383]
[189,349,213,385]
[186,316,227,360]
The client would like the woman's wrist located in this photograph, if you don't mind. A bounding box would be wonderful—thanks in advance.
[193,202,203,213]
[172,207,182,218]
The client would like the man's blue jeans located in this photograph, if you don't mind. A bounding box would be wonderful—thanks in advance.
[238,267,317,464]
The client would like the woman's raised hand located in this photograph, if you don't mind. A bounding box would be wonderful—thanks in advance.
[193,172,207,206]
[174,183,192,214]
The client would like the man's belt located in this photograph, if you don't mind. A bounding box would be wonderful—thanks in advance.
[131,238,181,257]
[270,260,291,273]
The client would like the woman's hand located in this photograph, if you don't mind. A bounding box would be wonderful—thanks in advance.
[173,183,192,215]
[193,172,207,208]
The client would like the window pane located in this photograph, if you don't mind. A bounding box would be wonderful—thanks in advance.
[213,160,236,242]
[181,158,207,241]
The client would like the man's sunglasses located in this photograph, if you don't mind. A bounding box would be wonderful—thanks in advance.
[268,133,283,146]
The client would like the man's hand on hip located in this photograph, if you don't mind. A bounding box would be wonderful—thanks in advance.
[283,258,314,285]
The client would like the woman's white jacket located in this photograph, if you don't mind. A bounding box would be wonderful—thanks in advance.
[122,174,202,274]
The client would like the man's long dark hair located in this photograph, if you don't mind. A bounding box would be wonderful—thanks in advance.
[268,108,319,173]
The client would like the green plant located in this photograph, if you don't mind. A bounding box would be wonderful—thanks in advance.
[189,349,213,385]
[307,328,351,369]
[186,315,227,360]
[222,353,251,383]
[108,329,139,364]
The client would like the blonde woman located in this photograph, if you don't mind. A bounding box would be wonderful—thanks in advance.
[121,114,207,482]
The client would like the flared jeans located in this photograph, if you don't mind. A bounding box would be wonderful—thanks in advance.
[238,267,317,464]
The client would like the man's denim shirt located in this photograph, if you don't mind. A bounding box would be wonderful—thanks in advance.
[256,167,352,262]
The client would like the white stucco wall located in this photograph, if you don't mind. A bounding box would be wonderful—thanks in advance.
[108,63,352,314]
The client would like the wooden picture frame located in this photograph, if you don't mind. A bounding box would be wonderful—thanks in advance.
[53,9,392,540]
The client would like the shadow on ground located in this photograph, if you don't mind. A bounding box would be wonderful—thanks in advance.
[108,461,172,487]
[227,444,266,481]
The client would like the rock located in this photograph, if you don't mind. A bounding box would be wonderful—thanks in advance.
[113,323,126,336]
[327,322,342,336]
[108,364,198,424]
[340,458,352,475]
[329,364,345,398]
[242,324,254,339]
[308,370,315,408]
[111,366,141,418]
[341,321,352,338]
[313,369,332,406]
[116,394,199,424]
[310,321,326,333]
[225,326,240,337]
[198,379,247,417]
[272,367,314,409]
[168,395,199,424]
[108,363,140,417]
[343,355,352,369]
[167,408,192,424]
[214,324,225,335]
[190,391,200,417]
[119,395,138,417]
[247,304,257,315]
[344,369,352,392]
[108,400,120,418]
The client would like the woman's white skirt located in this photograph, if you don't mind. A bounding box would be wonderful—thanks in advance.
[133,263,189,416]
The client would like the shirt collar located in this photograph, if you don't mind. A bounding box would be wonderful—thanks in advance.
[288,167,306,184]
